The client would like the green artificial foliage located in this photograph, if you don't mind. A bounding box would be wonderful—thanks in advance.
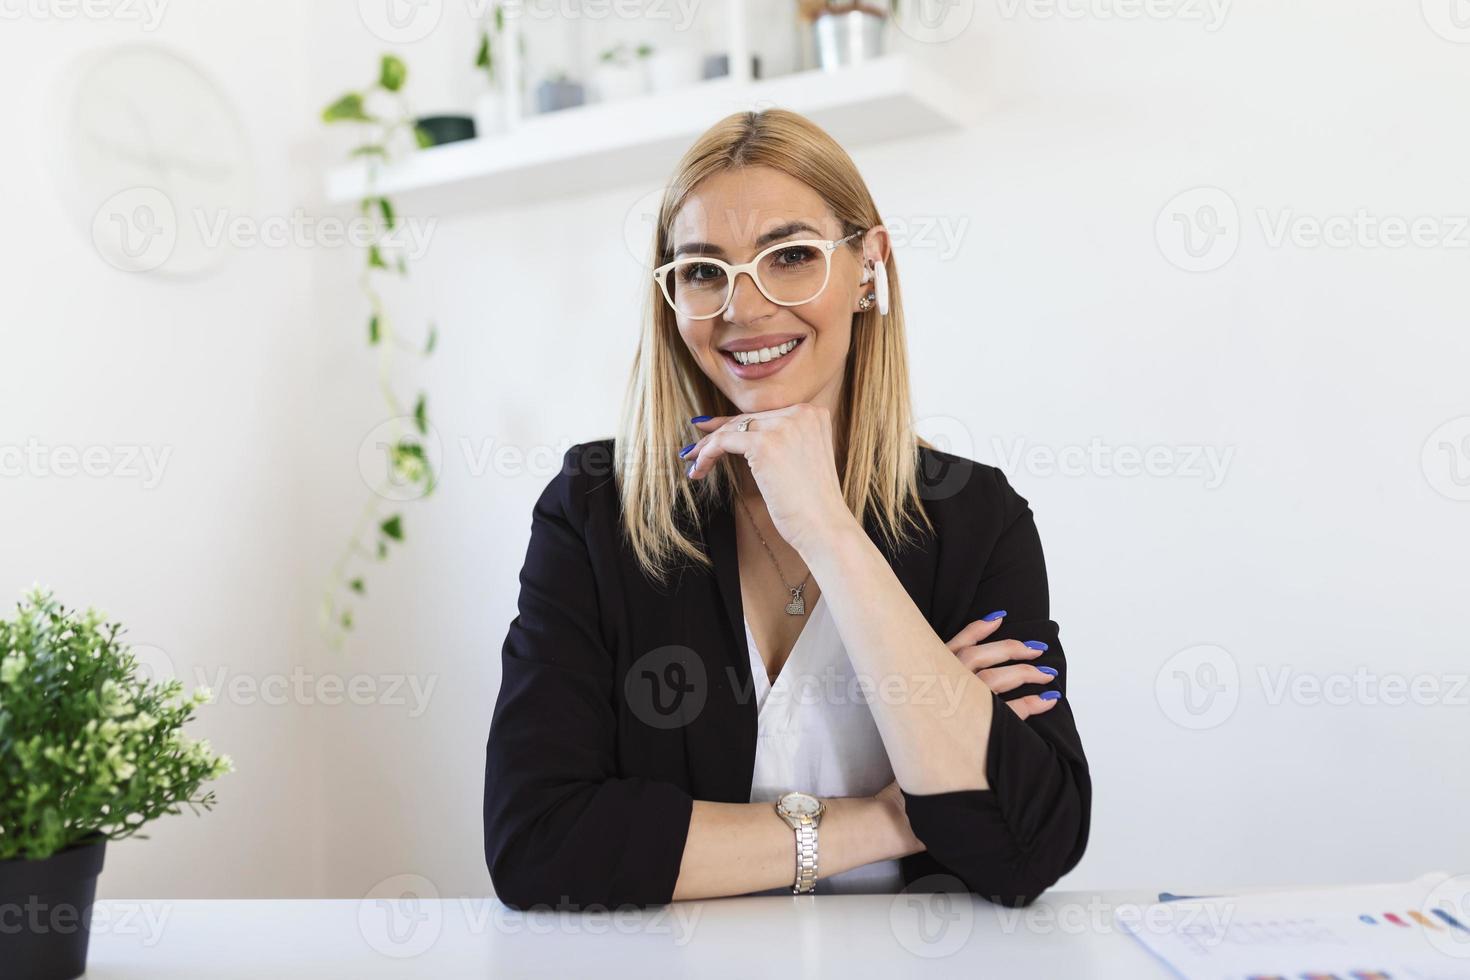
[0,589,231,861]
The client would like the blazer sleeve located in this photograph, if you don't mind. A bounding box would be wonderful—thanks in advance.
[900,466,1092,907]
[483,448,694,909]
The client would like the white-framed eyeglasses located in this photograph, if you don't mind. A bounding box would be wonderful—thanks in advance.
[653,230,865,320]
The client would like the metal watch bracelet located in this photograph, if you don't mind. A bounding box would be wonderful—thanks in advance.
[792,815,819,894]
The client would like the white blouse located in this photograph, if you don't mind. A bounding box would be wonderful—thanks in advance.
[743,595,906,896]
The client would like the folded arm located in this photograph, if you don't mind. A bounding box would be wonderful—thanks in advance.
[801,466,1091,906]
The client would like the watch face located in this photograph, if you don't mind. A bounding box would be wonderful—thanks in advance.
[782,793,821,817]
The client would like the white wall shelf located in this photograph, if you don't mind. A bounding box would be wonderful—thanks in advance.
[323,54,968,215]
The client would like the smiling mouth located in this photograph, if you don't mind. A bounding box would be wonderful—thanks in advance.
[724,338,801,366]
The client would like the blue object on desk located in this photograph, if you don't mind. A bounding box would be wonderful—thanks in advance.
[1156,891,1224,902]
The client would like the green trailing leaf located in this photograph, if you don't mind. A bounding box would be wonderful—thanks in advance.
[350,145,388,158]
[424,323,438,355]
[379,54,408,92]
[376,540,388,560]
[391,441,429,485]
[379,514,404,541]
[368,314,380,345]
[377,197,396,230]
[368,244,388,270]
[349,578,365,594]
[475,32,491,70]
[413,394,427,434]
[341,610,354,629]
[414,125,433,149]
[323,92,371,122]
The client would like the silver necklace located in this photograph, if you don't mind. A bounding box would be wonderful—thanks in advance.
[735,493,810,616]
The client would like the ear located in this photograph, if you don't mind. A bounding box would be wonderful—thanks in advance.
[860,224,892,270]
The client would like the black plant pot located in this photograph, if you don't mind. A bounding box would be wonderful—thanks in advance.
[415,114,476,146]
[0,837,107,980]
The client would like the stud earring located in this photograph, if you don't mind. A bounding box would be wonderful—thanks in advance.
[858,293,875,311]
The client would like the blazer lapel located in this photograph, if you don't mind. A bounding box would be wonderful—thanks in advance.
[683,491,759,802]
[702,493,751,695]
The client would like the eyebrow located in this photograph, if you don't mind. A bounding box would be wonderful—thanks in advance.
[672,221,824,259]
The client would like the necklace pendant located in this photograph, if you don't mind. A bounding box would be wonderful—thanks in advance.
[785,587,806,616]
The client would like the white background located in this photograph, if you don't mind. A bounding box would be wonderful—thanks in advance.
[1,0,1467,900]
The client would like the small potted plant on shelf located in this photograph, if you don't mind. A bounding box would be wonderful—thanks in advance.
[0,589,231,980]
[799,0,900,69]
[591,41,653,102]
[534,70,586,114]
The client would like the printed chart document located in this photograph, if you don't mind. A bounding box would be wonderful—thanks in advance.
[1114,871,1470,980]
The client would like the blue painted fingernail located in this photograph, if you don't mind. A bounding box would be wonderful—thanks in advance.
[690,415,712,423]
[679,443,695,457]
[1039,690,1061,701]
[982,610,1006,621]
[1037,666,1057,677]
[1023,640,1049,652]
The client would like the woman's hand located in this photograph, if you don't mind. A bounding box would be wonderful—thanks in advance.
[684,405,855,554]
[946,613,1061,720]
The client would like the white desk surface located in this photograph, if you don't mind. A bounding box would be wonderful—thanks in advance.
[86,889,1182,978]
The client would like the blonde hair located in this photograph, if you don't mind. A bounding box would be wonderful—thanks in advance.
[615,108,931,581]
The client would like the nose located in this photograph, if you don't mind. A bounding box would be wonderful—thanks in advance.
[722,268,776,324]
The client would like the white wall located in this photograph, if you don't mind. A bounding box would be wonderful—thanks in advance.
[3,0,1466,900]
[0,4,320,895]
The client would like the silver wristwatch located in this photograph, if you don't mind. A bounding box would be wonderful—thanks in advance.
[774,791,826,894]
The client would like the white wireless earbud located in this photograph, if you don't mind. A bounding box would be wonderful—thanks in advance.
[873,259,890,315]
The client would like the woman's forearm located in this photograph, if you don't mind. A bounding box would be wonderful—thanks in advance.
[670,794,922,901]
[801,517,996,795]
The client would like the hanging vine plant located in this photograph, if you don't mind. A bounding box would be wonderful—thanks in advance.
[318,54,437,649]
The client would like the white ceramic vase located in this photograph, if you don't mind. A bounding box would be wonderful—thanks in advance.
[591,62,648,103]
[473,88,508,139]
[645,49,703,93]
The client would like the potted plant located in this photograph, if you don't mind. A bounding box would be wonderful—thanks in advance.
[591,41,653,102]
[799,0,900,69]
[0,589,231,980]
[534,70,586,114]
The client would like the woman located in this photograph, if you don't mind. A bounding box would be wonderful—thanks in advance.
[483,109,1090,909]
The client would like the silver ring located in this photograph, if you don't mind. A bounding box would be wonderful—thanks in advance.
[734,417,752,432]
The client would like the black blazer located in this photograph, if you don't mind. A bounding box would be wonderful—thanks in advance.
[483,439,1091,910]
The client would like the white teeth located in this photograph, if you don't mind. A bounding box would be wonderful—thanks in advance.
[732,340,798,365]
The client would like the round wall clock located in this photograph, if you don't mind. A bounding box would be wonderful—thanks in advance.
[53,43,253,278]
